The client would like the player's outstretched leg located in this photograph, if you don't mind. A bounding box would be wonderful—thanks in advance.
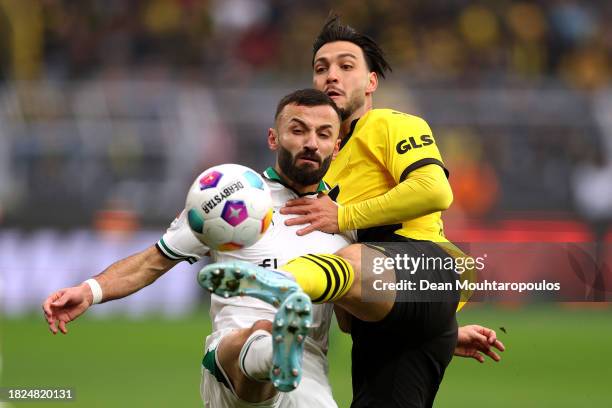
[198,261,299,307]
[270,291,312,392]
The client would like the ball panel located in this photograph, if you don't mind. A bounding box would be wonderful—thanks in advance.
[199,171,223,190]
[217,242,244,251]
[187,209,204,233]
[221,200,248,227]
[202,218,234,248]
[261,208,273,233]
[232,218,261,246]
[243,170,265,190]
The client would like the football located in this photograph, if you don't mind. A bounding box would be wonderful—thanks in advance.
[185,164,273,251]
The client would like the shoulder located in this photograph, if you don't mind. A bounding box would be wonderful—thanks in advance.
[362,109,431,131]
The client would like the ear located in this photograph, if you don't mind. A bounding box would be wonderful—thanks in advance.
[366,71,378,95]
[268,128,279,151]
[332,137,341,159]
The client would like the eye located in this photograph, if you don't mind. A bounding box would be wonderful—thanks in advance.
[315,66,327,74]
[292,128,304,135]
[341,64,353,70]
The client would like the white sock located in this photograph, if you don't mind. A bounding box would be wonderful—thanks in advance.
[270,269,297,282]
[239,330,273,381]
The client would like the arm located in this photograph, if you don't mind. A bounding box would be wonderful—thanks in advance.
[338,164,452,231]
[281,164,451,234]
[42,245,179,334]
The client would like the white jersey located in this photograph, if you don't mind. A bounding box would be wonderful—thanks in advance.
[157,167,355,354]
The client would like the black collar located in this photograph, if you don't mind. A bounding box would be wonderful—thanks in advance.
[340,118,360,150]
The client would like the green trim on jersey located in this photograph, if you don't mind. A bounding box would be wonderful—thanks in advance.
[263,167,328,193]
[202,348,231,389]
[156,238,197,264]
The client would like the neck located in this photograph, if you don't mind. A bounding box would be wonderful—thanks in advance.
[273,164,319,194]
[340,96,373,138]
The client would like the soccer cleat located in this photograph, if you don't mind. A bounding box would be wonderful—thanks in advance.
[270,291,312,392]
[198,261,300,306]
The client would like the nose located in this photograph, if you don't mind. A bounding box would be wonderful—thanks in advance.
[304,130,319,151]
[326,65,339,84]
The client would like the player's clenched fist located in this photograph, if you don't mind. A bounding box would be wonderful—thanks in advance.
[42,284,93,335]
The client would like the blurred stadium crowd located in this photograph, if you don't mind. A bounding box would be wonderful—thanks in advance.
[0,0,610,85]
[0,1,609,228]
[0,0,610,313]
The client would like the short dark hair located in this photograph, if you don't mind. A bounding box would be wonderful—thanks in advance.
[312,14,392,79]
[275,88,342,122]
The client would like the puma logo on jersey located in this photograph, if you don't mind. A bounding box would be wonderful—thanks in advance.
[396,135,434,153]
[259,258,279,268]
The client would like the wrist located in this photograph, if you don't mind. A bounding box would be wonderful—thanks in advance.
[82,278,103,305]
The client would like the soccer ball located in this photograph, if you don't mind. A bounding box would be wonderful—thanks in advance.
[185,164,273,251]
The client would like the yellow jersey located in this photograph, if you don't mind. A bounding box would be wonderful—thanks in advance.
[324,108,449,243]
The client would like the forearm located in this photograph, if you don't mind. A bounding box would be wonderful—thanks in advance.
[338,164,452,231]
[88,245,179,303]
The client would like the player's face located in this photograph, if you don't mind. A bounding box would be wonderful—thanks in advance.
[312,41,377,121]
[269,103,341,187]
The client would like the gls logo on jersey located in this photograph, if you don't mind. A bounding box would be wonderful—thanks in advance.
[396,135,434,154]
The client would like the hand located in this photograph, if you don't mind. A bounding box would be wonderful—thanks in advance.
[455,324,505,363]
[280,194,340,235]
[42,284,93,335]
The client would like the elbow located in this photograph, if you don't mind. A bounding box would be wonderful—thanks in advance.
[432,182,453,212]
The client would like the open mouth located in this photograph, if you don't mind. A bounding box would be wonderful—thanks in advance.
[326,89,343,98]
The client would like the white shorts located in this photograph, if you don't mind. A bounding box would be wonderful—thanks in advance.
[200,330,337,408]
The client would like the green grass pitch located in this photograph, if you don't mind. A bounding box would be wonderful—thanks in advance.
[2,305,611,407]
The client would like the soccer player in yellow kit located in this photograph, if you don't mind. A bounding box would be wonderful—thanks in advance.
[200,16,502,408]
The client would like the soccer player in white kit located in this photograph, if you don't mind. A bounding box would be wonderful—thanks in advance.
[159,90,351,406]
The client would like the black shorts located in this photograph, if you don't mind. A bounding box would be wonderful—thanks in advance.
[350,239,460,408]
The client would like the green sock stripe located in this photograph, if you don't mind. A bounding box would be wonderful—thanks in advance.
[302,255,333,303]
[308,254,342,301]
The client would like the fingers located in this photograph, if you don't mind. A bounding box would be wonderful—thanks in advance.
[58,320,68,335]
[473,325,498,344]
[43,291,65,335]
[475,325,505,352]
[51,294,70,308]
[458,348,485,363]
[493,339,506,352]
[283,198,311,208]
[284,215,312,226]
[471,330,490,347]
[280,205,312,216]
[471,350,485,363]
[296,224,317,236]
[485,348,501,362]
[42,290,64,317]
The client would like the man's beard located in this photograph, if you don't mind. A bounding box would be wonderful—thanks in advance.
[278,146,333,187]
[338,92,365,121]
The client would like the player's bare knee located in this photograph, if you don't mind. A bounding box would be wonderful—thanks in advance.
[250,319,273,334]
[335,244,362,272]
[333,244,363,302]
[217,331,246,368]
